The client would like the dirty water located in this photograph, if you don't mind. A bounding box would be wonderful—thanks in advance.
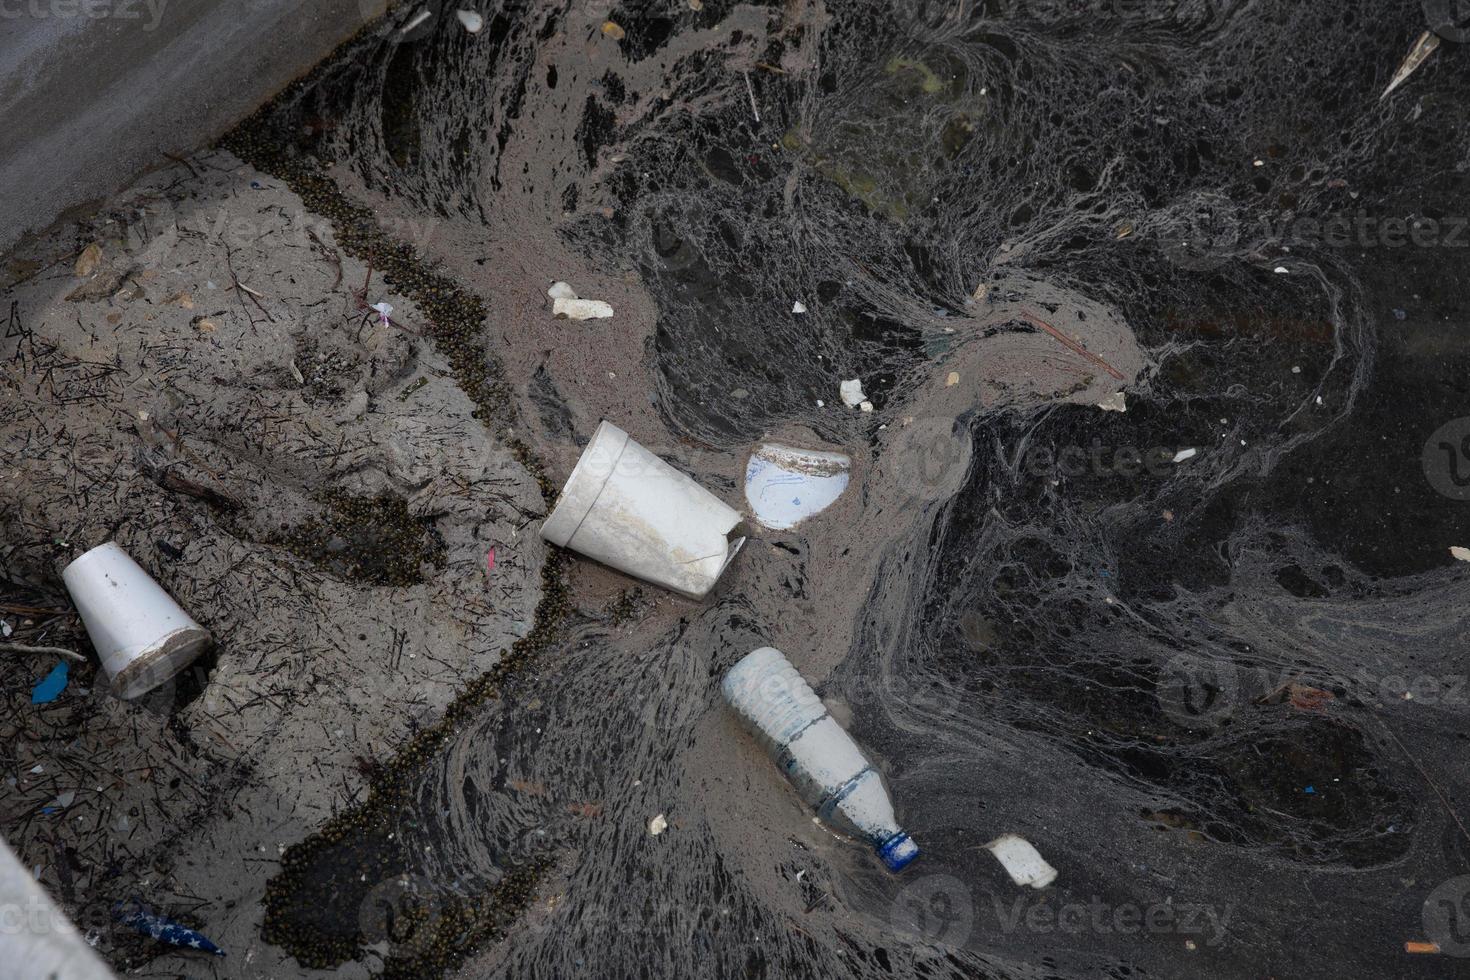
[7,0,1470,978]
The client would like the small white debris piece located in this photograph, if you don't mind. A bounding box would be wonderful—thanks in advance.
[1451,547,1470,563]
[1274,266,1289,274]
[745,443,851,530]
[1173,448,1198,463]
[945,372,960,387]
[1291,365,1301,374]
[792,301,808,314]
[985,834,1057,889]
[859,401,874,413]
[649,813,668,836]
[51,790,76,810]
[554,297,615,320]
[288,360,305,384]
[456,9,484,32]
[400,7,433,34]
[1,621,10,637]
[839,378,866,408]
[1097,391,1127,413]
[815,399,825,408]
[547,281,578,300]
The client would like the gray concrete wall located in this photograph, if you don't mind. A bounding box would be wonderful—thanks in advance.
[0,0,382,252]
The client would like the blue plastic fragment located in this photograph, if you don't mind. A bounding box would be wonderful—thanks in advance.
[115,900,225,956]
[31,661,68,704]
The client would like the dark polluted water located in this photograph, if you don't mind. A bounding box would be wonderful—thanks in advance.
[233,1,1470,977]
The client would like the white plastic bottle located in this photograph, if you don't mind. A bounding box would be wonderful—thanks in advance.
[722,647,919,872]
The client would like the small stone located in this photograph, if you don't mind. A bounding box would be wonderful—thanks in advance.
[74,243,102,278]
[945,372,960,387]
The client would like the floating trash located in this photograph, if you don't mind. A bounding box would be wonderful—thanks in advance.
[540,421,744,599]
[31,661,68,704]
[115,900,225,956]
[62,543,211,700]
[723,646,918,872]
[744,443,851,531]
[984,834,1057,889]
[547,281,613,320]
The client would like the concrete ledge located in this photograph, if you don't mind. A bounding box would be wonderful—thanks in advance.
[0,0,381,251]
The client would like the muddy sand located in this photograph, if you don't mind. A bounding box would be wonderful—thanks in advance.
[6,2,1470,979]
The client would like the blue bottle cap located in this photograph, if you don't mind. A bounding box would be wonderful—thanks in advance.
[878,832,919,872]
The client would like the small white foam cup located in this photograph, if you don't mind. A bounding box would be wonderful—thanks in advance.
[61,542,211,700]
[540,420,745,599]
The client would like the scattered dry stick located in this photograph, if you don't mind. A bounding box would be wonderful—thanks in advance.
[1021,309,1126,381]
[1,643,86,664]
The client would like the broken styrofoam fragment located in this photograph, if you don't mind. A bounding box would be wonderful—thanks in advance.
[792,301,808,314]
[400,7,432,34]
[547,281,578,300]
[1173,448,1198,463]
[649,813,668,835]
[1097,391,1127,413]
[985,834,1057,889]
[456,9,484,32]
[553,297,614,320]
[744,444,851,530]
[839,379,866,408]
[1451,547,1470,563]
[859,401,874,413]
